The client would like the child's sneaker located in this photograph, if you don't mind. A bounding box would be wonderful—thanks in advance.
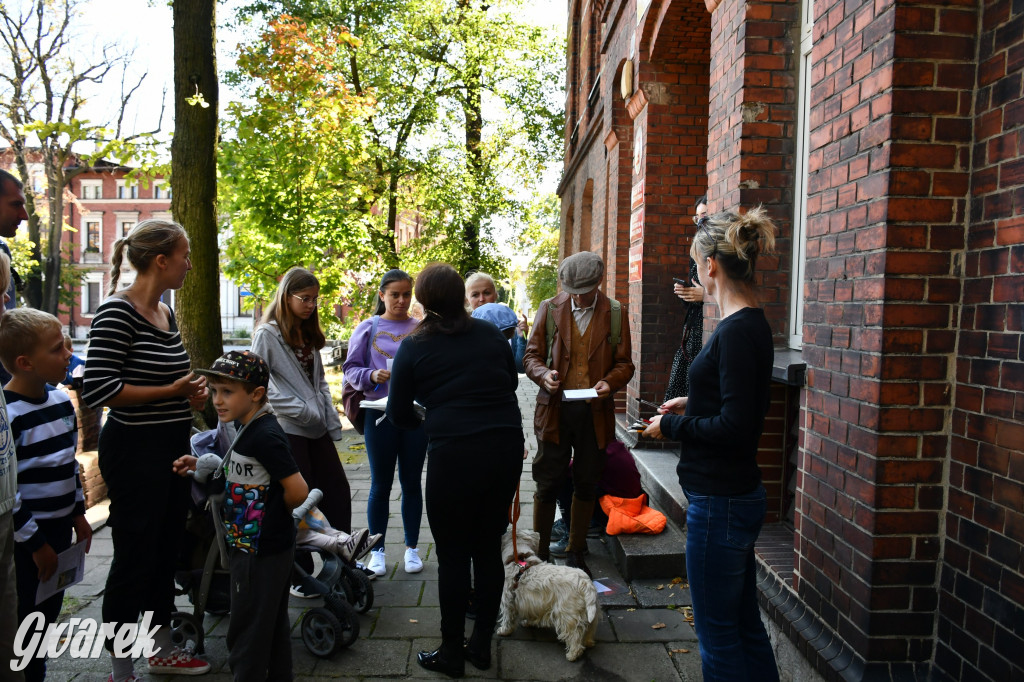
[367,548,387,577]
[404,547,423,574]
[147,647,211,675]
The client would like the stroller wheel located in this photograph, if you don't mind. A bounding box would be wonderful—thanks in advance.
[301,607,347,658]
[169,611,205,654]
[341,565,374,614]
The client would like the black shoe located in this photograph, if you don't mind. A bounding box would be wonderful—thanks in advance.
[464,640,491,671]
[417,647,465,678]
[565,551,593,579]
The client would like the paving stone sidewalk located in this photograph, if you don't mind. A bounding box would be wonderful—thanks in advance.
[47,378,703,681]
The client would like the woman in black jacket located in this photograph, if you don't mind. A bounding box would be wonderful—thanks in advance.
[645,206,780,682]
[387,263,524,678]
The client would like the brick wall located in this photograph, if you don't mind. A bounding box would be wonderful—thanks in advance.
[935,0,1024,677]
[797,0,979,674]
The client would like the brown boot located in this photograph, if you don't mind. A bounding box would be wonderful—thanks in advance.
[533,498,558,561]
[566,495,595,578]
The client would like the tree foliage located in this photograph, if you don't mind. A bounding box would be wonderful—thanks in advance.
[519,193,559,310]
[226,0,563,315]
[0,0,163,314]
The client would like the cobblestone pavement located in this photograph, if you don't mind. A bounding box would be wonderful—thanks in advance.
[47,377,702,681]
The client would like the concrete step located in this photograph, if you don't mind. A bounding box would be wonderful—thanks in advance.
[603,445,689,581]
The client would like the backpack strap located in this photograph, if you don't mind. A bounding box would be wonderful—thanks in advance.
[364,315,380,366]
[608,298,621,348]
[545,302,557,366]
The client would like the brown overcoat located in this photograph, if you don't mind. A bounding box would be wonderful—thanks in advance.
[523,290,635,449]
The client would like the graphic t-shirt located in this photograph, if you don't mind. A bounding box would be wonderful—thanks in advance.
[220,412,300,555]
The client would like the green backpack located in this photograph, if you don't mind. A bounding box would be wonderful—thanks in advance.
[545,298,622,366]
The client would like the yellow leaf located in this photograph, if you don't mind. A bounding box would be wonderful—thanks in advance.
[671,648,690,654]
[409,619,418,624]
[651,623,666,629]
[656,584,664,590]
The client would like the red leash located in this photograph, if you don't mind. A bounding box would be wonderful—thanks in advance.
[508,482,527,568]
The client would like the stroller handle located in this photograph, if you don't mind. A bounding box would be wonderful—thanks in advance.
[292,488,323,521]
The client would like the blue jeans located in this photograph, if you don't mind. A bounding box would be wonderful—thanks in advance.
[684,485,779,682]
[365,409,427,548]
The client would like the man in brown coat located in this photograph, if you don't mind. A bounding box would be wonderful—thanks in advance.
[523,251,635,576]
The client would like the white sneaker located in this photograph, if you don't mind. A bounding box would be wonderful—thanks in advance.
[404,547,423,574]
[367,548,387,577]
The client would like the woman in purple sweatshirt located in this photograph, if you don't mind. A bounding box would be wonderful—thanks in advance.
[343,269,427,577]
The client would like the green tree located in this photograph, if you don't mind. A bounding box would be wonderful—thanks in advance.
[231,0,563,296]
[219,16,375,310]
[0,0,163,313]
[519,193,559,310]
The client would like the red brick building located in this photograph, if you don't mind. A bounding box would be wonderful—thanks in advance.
[559,0,1023,679]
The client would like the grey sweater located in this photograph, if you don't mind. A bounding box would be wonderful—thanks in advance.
[250,322,343,440]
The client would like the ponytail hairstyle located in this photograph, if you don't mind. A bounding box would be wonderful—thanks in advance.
[692,206,777,284]
[374,268,413,316]
[413,263,472,337]
[259,267,326,350]
[108,219,188,295]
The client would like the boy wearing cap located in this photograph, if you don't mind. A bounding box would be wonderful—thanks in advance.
[523,251,635,577]
[172,350,308,682]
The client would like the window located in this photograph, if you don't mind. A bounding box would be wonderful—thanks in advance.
[80,181,102,200]
[789,0,814,349]
[153,181,171,200]
[121,221,136,238]
[85,222,101,252]
[82,273,104,316]
[116,180,138,199]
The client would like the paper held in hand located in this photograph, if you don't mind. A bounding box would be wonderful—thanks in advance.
[562,388,599,401]
[36,541,87,604]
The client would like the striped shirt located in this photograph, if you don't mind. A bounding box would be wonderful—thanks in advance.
[82,297,192,425]
[7,387,84,551]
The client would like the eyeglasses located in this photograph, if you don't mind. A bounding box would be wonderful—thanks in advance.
[696,215,717,258]
[291,294,320,306]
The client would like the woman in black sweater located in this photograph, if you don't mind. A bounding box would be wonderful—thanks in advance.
[387,263,524,678]
[645,206,780,682]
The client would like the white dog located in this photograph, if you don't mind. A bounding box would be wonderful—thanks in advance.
[496,528,598,661]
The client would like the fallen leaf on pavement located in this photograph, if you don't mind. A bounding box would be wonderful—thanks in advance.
[651,623,666,629]
[409,619,418,623]
[671,648,690,654]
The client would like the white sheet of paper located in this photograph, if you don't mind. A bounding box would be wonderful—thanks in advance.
[563,388,599,401]
[360,396,389,411]
[36,541,87,604]
[593,580,612,594]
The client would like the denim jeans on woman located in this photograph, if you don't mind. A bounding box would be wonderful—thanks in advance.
[364,408,427,548]
[684,485,779,682]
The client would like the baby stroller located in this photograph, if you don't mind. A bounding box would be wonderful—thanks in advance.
[170,420,375,659]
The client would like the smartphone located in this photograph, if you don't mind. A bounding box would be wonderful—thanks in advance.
[673,277,690,286]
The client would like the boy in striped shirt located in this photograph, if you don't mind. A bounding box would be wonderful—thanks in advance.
[0,308,92,682]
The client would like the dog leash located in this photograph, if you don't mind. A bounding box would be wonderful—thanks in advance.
[507,481,531,593]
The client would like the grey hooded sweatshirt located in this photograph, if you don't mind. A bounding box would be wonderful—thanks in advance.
[250,321,343,441]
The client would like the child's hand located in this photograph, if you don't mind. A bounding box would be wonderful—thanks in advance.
[33,543,59,582]
[172,455,198,477]
[73,515,93,553]
[188,385,209,410]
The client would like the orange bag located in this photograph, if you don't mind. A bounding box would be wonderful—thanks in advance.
[599,493,667,535]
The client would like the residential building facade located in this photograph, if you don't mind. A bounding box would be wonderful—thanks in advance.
[559,0,1022,679]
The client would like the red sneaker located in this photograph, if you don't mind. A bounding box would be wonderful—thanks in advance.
[147,648,211,675]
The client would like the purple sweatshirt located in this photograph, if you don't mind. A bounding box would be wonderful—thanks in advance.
[342,316,420,398]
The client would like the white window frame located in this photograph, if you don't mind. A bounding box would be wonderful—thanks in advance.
[84,218,102,254]
[789,0,814,349]
[80,180,102,200]
[115,180,138,199]
[81,272,105,317]
[153,180,171,200]
[114,211,139,239]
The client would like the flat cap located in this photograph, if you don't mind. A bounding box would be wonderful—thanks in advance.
[558,251,604,294]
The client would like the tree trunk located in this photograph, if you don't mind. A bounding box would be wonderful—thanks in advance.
[9,148,42,308]
[41,160,65,315]
[171,0,222,402]
[462,75,483,273]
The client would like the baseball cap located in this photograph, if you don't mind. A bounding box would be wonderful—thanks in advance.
[195,350,270,389]
[471,302,519,332]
